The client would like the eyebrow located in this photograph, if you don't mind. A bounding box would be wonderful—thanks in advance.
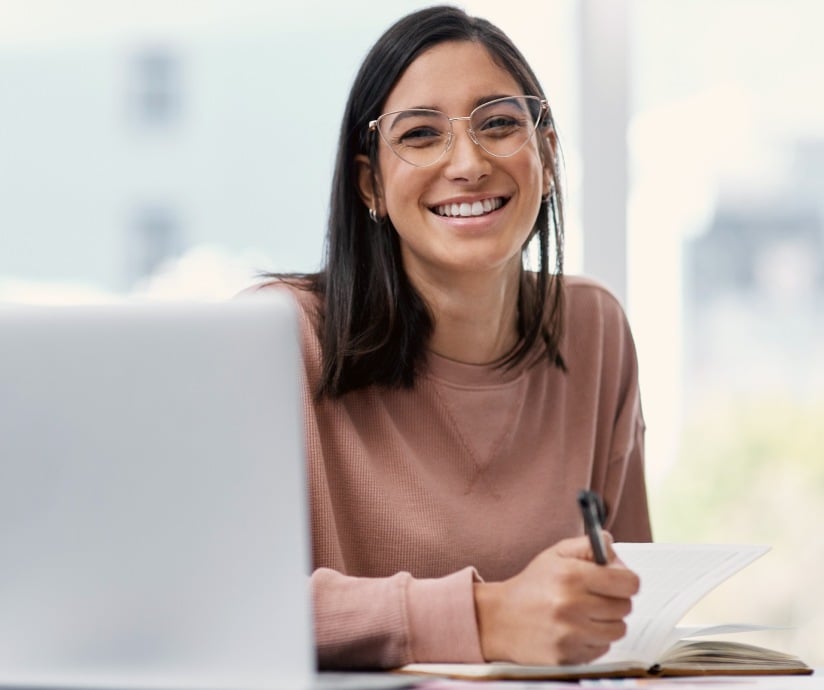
[394,94,519,115]
[383,109,443,132]
[472,93,517,109]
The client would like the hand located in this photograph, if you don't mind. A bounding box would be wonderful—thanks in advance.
[473,533,640,665]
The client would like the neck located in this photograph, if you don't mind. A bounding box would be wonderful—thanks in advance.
[409,262,522,365]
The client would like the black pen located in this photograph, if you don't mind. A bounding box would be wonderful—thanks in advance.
[577,489,608,565]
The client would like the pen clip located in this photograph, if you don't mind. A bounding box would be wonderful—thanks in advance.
[577,489,608,565]
[577,489,605,522]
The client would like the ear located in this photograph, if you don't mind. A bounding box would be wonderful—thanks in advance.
[540,127,558,197]
[355,154,384,216]
[542,167,552,197]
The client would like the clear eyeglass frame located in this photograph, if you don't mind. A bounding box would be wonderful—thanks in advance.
[368,95,549,168]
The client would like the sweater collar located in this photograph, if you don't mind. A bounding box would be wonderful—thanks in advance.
[422,349,533,387]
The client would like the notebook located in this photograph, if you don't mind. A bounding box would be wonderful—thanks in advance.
[0,293,413,690]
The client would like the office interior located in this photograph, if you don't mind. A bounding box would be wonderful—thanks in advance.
[1,0,822,667]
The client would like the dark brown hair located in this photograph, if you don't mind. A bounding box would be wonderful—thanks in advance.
[270,5,565,398]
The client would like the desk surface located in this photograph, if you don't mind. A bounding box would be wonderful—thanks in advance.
[582,674,821,690]
[405,671,821,689]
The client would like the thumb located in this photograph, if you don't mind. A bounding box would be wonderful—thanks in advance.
[555,532,617,563]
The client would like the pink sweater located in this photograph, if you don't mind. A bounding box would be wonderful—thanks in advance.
[262,276,651,669]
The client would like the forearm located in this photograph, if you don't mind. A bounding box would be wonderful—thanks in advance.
[312,566,484,669]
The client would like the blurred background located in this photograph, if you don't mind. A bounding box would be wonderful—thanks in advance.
[1,0,822,666]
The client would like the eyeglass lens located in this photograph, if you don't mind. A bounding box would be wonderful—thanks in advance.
[377,96,543,167]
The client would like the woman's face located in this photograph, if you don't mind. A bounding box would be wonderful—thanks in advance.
[360,40,549,287]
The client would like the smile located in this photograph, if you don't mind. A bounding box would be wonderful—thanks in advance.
[432,197,508,218]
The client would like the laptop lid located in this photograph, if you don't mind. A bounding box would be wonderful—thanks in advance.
[0,293,314,690]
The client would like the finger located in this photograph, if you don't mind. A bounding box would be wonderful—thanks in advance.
[601,531,617,561]
[585,562,641,598]
[554,535,598,560]
[578,530,619,566]
[586,593,633,622]
[563,590,632,629]
[604,534,638,570]
[581,643,611,663]
[584,618,629,645]
[559,642,611,666]
[560,637,614,666]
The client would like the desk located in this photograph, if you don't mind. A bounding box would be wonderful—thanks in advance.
[580,675,822,690]
[406,673,821,690]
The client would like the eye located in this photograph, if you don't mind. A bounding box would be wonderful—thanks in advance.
[477,114,525,137]
[396,126,445,148]
[380,109,448,150]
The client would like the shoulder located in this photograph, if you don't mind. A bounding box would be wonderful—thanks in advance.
[559,275,637,369]
[241,277,322,321]
[562,275,625,315]
[561,275,630,334]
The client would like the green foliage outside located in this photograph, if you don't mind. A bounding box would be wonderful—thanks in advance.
[650,394,824,665]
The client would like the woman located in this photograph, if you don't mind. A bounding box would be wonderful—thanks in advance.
[255,5,651,670]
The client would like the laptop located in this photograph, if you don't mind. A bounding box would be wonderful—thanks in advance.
[0,293,413,690]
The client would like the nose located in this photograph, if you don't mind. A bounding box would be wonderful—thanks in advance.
[443,118,491,182]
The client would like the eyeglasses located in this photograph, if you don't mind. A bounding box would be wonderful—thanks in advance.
[369,95,548,168]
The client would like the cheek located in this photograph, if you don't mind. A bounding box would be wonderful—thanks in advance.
[380,163,431,218]
[517,157,546,207]
[514,155,547,232]
[377,155,405,209]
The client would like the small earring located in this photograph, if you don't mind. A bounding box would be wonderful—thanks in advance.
[369,207,378,223]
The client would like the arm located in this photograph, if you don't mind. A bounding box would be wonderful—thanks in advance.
[601,303,653,543]
[314,540,639,669]
[605,415,652,542]
[312,566,485,669]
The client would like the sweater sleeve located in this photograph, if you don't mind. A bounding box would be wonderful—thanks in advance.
[600,295,653,543]
[605,412,652,542]
[312,566,485,669]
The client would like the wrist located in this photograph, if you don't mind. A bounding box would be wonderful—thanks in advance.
[473,581,507,662]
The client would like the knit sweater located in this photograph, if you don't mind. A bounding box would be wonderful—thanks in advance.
[257,275,651,670]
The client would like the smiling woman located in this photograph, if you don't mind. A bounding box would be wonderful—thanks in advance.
[356,43,549,324]
[250,5,651,670]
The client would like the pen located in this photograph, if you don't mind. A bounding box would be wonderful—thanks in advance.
[577,489,608,565]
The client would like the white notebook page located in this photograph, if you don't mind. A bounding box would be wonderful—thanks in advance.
[598,543,769,666]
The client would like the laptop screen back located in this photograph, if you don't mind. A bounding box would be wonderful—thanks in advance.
[0,294,312,690]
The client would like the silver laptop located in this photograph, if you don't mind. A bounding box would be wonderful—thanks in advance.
[0,294,413,690]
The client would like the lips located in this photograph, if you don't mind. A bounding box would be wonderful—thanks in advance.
[432,196,508,218]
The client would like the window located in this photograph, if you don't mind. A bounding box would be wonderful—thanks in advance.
[127,204,184,285]
[629,0,824,664]
[129,48,181,127]
[0,1,579,299]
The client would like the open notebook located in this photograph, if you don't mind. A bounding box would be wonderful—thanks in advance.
[0,295,412,690]
[401,543,812,680]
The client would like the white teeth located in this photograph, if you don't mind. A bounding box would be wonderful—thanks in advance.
[435,197,504,217]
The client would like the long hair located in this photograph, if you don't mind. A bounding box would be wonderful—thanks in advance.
[274,5,565,398]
